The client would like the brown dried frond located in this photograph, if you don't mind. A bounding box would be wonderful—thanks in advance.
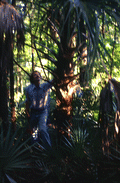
[17,30,25,50]
[110,79,120,111]
[0,1,24,47]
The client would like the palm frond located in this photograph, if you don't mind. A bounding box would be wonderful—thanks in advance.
[63,121,89,160]
[0,2,22,33]
[0,1,24,47]
[43,66,59,79]
[0,124,32,182]
[5,174,17,183]
[37,42,58,60]
[34,42,48,80]
[39,28,61,49]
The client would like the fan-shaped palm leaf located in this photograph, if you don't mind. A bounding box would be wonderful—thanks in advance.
[0,125,32,182]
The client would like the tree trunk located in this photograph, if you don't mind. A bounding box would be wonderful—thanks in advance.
[10,53,16,130]
[0,69,8,130]
[0,0,24,133]
[0,42,9,132]
[54,47,79,140]
[52,5,81,140]
[79,15,87,87]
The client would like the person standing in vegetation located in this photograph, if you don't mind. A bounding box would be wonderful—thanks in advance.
[25,71,53,149]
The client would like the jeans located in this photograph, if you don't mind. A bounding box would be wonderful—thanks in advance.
[30,108,51,149]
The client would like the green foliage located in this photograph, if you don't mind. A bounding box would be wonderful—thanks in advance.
[72,87,100,123]
[1,0,120,182]
[12,0,120,103]
[31,115,101,182]
[15,93,27,127]
[0,124,32,183]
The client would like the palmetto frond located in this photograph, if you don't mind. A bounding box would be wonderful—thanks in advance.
[0,124,32,182]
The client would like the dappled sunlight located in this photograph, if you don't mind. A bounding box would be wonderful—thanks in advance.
[115,111,120,134]
[59,81,81,115]
[32,127,39,140]
[115,122,119,134]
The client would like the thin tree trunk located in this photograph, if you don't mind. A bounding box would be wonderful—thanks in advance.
[79,15,87,87]
[110,23,116,76]
[0,36,9,132]
[10,53,16,130]
[0,70,8,129]
[30,8,34,72]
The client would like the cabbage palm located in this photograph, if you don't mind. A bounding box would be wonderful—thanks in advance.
[27,0,120,132]
[20,1,120,181]
[0,0,24,128]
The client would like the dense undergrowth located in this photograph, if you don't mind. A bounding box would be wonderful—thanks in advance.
[0,89,120,183]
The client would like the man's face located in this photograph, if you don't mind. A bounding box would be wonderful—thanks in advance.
[33,72,41,86]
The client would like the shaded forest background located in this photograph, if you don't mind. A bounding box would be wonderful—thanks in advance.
[0,0,120,182]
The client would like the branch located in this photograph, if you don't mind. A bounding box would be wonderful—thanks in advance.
[101,60,110,76]
[39,50,57,66]
[34,42,48,80]
[39,29,61,49]
[37,43,58,60]
[43,66,59,79]
[25,42,57,66]
[13,59,30,76]
[47,17,60,40]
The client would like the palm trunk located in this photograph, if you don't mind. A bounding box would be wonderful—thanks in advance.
[52,5,81,139]
[54,47,78,140]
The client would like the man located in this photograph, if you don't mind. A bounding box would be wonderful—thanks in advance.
[25,71,53,149]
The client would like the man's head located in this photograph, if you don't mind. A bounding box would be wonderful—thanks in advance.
[30,71,42,86]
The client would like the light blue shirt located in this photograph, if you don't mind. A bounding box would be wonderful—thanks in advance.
[26,82,52,110]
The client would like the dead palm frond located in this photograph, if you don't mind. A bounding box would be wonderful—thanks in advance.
[0,1,24,48]
[110,79,120,111]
